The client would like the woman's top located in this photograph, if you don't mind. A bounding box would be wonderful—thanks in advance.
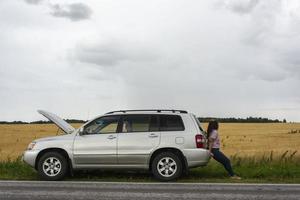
[209,129,220,149]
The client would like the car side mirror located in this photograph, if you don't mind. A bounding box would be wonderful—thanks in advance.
[79,127,85,135]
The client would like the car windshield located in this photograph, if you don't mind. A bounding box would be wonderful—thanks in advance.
[193,115,203,131]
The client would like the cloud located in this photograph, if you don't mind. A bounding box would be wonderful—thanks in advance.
[24,0,92,21]
[248,67,288,82]
[278,48,300,79]
[74,40,158,67]
[50,3,92,21]
[76,43,126,66]
[220,0,260,14]
[24,0,44,5]
[3,0,300,121]
[217,0,300,80]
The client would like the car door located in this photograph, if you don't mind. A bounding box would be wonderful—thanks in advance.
[117,114,160,165]
[73,115,120,165]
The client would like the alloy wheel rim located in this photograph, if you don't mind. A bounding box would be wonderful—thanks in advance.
[157,157,177,177]
[42,157,62,177]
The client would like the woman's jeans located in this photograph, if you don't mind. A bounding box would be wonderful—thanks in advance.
[211,148,235,176]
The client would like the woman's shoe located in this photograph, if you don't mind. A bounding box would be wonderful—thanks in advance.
[230,175,242,180]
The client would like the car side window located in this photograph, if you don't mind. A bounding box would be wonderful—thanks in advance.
[149,115,159,131]
[83,116,119,135]
[159,115,185,131]
[122,115,151,133]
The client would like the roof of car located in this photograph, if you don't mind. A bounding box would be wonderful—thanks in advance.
[82,110,191,127]
[105,110,188,115]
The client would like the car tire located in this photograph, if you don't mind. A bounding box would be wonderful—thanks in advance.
[151,151,183,181]
[37,152,68,181]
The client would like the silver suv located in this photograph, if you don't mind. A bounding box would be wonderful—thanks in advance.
[23,109,210,181]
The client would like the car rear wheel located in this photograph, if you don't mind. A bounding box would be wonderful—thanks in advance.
[37,152,68,181]
[151,152,183,181]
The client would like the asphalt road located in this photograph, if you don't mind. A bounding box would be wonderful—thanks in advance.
[0,181,300,200]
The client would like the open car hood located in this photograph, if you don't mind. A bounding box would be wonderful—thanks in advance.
[37,110,75,134]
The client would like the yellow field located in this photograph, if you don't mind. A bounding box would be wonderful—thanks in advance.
[202,123,300,156]
[0,123,81,161]
[0,123,300,160]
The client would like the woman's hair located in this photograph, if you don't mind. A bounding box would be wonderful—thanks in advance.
[207,120,219,137]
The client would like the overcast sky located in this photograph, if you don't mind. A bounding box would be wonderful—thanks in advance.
[0,0,300,122]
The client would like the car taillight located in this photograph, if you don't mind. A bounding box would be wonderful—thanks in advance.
[195,134,205,148]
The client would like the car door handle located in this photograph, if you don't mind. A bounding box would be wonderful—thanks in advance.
[107,135,116,140]
[148,133,158,138]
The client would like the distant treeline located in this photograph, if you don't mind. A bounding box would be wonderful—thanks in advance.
[0,119,87,124]
[0,117,286,124]
[198,117,286,123]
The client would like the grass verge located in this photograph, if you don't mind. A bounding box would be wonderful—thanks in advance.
[1,152,300,183]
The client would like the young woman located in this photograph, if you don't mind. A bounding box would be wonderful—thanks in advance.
[207,120,241,179]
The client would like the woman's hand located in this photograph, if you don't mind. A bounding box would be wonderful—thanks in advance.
[209,151,214,157]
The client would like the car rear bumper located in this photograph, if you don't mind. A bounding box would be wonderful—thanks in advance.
[22,150,39,168]
[183,148,211,168]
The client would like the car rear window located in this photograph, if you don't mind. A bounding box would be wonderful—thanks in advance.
[193,115,204,131]
[159,115,184,131]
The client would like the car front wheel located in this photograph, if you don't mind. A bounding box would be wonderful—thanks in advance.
[37,152,68,181]
[151,152,183,181]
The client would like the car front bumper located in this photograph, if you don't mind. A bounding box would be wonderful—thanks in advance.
[22,150,39,168]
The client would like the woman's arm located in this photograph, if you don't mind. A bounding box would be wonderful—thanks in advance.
[208,137,214,157]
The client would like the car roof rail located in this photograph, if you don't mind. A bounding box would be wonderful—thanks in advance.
[105,109,188,114]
